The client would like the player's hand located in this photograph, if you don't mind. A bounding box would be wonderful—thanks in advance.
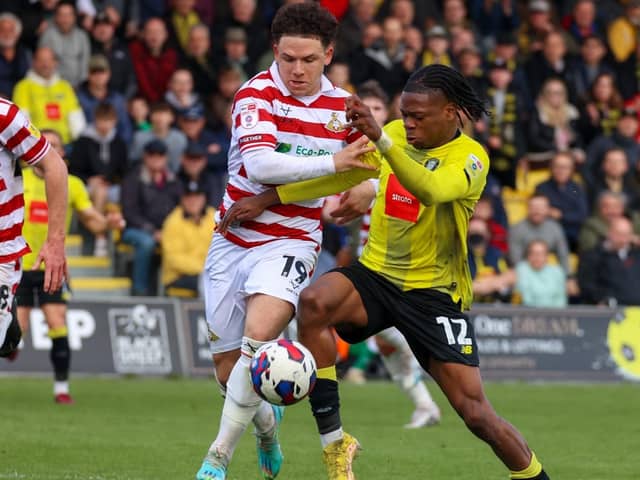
[345,95,382,141]
[33,235,68,293]
[330,181,376,225]
[216,190,279,234]
[332,136,377,173]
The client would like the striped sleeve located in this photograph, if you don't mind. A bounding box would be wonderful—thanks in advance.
[0,101,49,165]
[232,88,277,154]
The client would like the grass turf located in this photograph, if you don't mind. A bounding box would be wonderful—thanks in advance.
[0,377,638,479]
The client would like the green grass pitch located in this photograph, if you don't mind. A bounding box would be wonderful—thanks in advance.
[0,377,638,479]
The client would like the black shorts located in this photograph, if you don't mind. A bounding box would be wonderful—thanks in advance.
[333,262,479,368]
[16,271,67,307]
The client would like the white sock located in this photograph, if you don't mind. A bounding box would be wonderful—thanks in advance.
[320,427,343,448]
[381,349,434,409]
[54,381,69,396]
[209,338,267,461]
[406,380,436,410]
[253,400,276,436]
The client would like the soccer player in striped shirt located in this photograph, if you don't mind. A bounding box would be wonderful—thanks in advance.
[219,65,551,480]
[195,4,376,480]
[0,99,68,359]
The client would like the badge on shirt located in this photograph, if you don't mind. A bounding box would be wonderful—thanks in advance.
[240,103,258,129]
[45,102,61,120]
[325,112,346,133]
[465,153,484,178]
[425,158,440,171]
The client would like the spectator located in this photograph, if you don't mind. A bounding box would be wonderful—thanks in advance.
[578,72,624,140]
[534,151,589,251]
[478,58,526,188]
[442,0,473,37]
[516,0,556,58]
[584,108,639,189]
[524,29,579,103]
[578,217,640,306]
[485,31,531,108]
[526,77,583,166]
[69,102,128,256]
[450,27,475,59]
[421,25,454,67]
[128,95,151,132]
[166,0,202,56]
[474,193,509,253]
[468,217,513,303]
[0,13,31,98]
[13,46,86,146]
[387,0,417,29]
[120,139,181,296]
[572,35,614,102]
[77,2,139,38]
[129,17,179,103]
[334,0,377,59]
[326,60,354,93]
[351,16,412,96]
[164,67,204,119]
[179,23,217,98]
[221,27,256,83]
[212,0,269,65]
[469,0,519,46]
[588,148,639,209]
[607,0,640,63]
[129,102,187,172]
[38,2,90,87]
[206,65,243,129]
[560,0,603,46]
[509,194,570,272]
[161,180,215,297]
[515,239,567,307]
[176,104,224,178]
[457,47,486,96]
[77,54,133,144]
[577,191,640,254]
[176,141,221,208]
[90,11,137,98]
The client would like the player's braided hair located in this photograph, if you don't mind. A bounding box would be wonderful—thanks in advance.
[404,64,489,122]
[271,2,338,48]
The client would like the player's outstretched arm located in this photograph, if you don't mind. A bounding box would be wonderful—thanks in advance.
[33,147,69,293]
[346,95,478,205]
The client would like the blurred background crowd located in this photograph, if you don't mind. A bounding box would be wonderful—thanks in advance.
[3,0,640,322]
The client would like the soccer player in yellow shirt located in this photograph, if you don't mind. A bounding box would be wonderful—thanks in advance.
[219,64,550,480]
[14,129,123,404]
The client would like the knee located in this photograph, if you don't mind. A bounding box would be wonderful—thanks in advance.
[298,287,329,330]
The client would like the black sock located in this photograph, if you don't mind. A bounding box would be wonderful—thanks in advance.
[50,336,70,381]
[308,378,341,434]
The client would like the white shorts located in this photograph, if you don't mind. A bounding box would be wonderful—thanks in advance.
[0,260,21,347]
[204,234,318,354]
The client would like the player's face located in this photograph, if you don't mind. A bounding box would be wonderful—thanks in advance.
[274,35,333,97]
[399,91,458,149]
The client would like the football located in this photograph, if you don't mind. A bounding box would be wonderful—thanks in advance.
[250,339,317,406]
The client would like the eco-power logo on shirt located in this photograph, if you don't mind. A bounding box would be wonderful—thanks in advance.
[108,304,172,374]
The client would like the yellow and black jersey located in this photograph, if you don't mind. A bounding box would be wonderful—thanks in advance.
[22,167,92,271]
[277,119,489,310]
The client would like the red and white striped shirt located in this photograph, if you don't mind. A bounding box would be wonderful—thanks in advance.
[0,99,49,263]
[220,62,361,248]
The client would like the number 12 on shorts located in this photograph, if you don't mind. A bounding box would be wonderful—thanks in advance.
[436,316,473,354]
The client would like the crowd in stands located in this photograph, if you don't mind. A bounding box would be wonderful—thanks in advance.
[3,0,640,306]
